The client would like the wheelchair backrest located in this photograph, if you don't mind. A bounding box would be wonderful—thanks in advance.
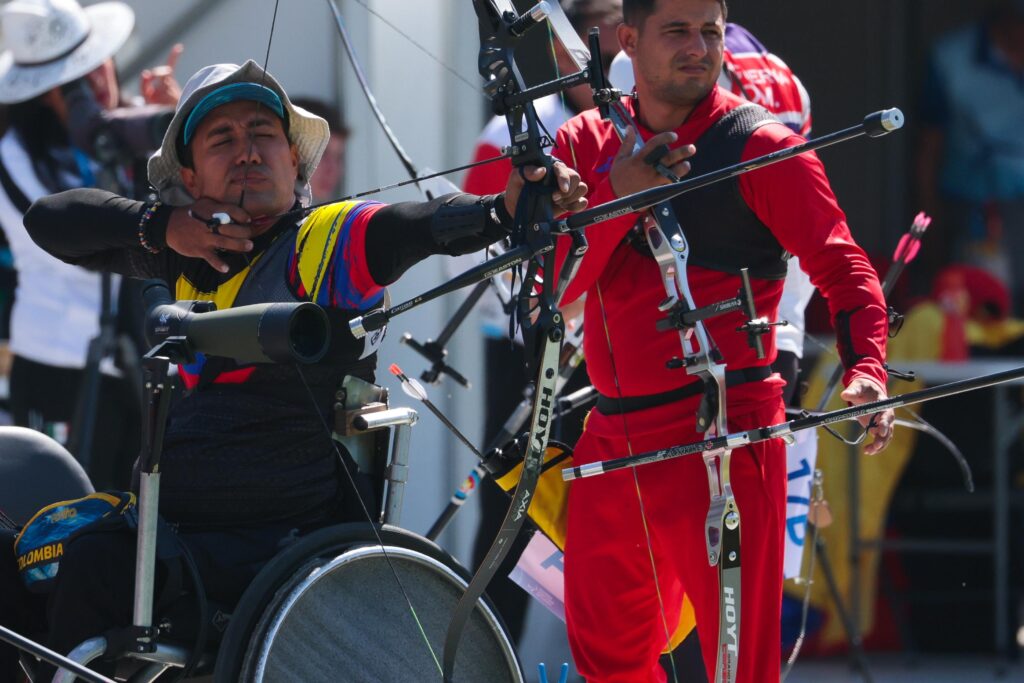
[0,426,94,526]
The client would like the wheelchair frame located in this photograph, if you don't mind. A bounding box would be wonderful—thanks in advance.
[49,348,420,683]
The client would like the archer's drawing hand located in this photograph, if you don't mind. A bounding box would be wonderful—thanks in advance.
[609,128,695,198]
[166,198,253,274]
[841,378,895,455]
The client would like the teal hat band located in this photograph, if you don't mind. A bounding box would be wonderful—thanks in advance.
[182,82,285,146]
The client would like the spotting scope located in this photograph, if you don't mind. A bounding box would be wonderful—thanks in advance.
[142,279,330,364]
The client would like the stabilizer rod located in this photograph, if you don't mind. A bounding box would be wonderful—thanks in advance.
[565,363,1023,481]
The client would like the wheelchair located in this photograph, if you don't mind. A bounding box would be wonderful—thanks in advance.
[1,375,523,682]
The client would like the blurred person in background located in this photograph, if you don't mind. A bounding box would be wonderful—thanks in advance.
[917,0,1024,313]
[290,96,349,201]
[0,0,181,489]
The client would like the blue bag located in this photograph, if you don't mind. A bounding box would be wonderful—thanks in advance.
[14,491,135,593]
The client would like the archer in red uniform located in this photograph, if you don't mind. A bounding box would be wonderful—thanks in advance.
[553,1,894,680]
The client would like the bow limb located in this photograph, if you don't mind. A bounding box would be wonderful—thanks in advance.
[326,0,460,199]
[788,406,973,493]
[440,2,572,679]
[897,407,972,492]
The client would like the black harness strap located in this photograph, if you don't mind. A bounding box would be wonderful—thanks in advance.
[628,104,789,280]
[595,366,772,415]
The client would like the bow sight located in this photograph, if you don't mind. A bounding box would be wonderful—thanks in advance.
[656,267,786,362]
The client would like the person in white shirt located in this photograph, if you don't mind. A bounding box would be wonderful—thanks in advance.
[0,0,180,488]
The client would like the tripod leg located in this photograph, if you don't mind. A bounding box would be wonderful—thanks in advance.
[117,334,143,411]
[68,273,120,478]
[67,335,105,472]
[814,536,875,683]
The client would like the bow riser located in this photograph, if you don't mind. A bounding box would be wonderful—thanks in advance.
[440,3,589,679]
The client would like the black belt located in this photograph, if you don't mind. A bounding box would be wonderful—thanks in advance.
[596,366,773,415]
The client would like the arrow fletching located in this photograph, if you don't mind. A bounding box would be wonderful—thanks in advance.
[892,233,920,264]
[891,211,933,264]
[390,363,429,401]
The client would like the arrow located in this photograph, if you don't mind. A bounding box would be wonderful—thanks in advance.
[565,364,1024,481]
[390,364,482,459]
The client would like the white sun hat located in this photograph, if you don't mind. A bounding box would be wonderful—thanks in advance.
[147,60,329,207]
[0,0,134,104]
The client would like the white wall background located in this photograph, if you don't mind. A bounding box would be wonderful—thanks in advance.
[107,0,579,676]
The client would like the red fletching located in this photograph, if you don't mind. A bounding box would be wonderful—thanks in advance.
[892,211,932,263]
[892,233,921,264]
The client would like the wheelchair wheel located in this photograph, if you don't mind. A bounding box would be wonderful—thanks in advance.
[214,523,522,682]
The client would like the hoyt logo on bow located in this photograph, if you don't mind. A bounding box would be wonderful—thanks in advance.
[529,384,554,455]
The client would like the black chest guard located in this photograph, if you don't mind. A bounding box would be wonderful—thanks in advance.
[631,103,789,280]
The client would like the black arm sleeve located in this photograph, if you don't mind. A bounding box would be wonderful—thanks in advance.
[364,192,512,286]
[24,188,175,278]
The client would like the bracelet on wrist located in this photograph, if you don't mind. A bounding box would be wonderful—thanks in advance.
[137,201,163,254]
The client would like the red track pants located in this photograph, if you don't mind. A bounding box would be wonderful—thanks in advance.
[564,398,787,682]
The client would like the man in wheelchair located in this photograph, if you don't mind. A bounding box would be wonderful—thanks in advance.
[1,60,586,680]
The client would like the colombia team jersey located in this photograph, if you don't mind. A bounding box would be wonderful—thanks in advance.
[173,201,387,390]
[23,187,506,527]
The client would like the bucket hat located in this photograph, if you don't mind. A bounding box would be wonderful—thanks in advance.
[147,60,329,207]
[0,0,134,104]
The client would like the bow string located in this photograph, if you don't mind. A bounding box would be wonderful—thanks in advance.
[243,0,484,676]
[326,0,460,200]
